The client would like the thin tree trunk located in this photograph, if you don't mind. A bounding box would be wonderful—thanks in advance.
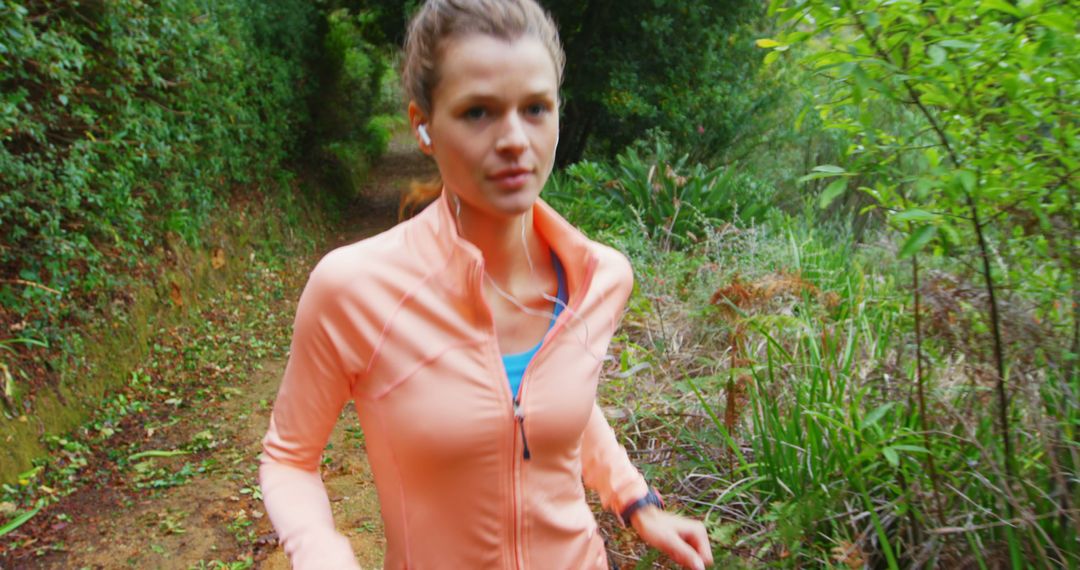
[913,254,944,524]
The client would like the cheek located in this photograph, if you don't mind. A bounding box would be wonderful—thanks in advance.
[533,126,558,154]
[437,141,479,173]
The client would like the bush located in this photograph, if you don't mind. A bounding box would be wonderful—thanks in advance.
[546,134,777,249]
[542,0,773,165]
[310,8,402,198]
[0,0,319,326]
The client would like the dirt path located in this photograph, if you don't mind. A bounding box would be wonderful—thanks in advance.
[1,135,435,569]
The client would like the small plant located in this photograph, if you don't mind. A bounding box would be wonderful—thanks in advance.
[155,510,188,536]
[226,510,256,546]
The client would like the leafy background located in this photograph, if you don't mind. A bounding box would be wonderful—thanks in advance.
[1,0,1077,567]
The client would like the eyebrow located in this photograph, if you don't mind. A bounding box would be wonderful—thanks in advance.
[451,89,557,106]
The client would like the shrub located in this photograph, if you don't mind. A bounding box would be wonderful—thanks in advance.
[546,134,777,249]
[0,0,319,327]
[310,8,402,198]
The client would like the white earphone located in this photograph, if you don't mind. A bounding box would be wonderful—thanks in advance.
[418,123,432,146]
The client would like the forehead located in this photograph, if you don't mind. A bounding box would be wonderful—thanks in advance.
[433,34,558,105]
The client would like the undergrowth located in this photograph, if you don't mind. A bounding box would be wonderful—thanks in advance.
[548,141,1077,567]
[0,189,317,564]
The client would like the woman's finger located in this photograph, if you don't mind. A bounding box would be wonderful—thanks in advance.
[679,521,713,566]
[658,527,706,570]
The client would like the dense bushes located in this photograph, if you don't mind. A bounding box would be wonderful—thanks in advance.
[310,7,401,198]
[351,0,773,166]
[546,135,777,249]
[551,0,1078,566]
[761,0,1078,564]
[0,0,318,326]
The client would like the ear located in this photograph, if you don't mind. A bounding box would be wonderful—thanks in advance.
[408,101,432,155]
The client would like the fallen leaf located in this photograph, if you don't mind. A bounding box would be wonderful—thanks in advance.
[169,282,183,307]
[211,248,226,269]
[831,540,866,569]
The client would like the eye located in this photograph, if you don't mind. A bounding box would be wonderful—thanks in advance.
[463,106,487,120]
[525,103,550,117]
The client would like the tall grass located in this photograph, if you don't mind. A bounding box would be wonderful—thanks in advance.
[552,149,1078,567]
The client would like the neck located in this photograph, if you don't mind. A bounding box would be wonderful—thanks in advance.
[449,194,547,287]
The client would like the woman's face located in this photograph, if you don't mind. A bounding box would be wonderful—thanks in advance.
[414,34,559,221]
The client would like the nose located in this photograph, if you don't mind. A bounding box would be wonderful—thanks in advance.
[495,112,528,156]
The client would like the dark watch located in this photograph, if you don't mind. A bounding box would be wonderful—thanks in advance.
[619,487,664,526]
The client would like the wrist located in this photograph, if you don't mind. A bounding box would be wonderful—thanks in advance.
[618,487,664,527]
[628,502,664,529]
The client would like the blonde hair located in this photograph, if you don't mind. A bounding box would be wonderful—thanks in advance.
[398,0,565,220]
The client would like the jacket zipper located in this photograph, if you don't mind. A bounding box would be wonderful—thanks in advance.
[514,399,531,460]
[511,351,540,569]
[509,356,535,565]
[496,253,594,570]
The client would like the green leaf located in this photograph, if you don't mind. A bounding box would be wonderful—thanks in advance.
[892,209,938,223]
[938,40,979,50]
[128,449,190,462]
[798,171,854,184]
[755,38,781,48]
[899,224,938,258]
[980,0,1024,17]
[861,402,895,430]
[1036,11,1073,32]
[891,444,930,453]
[957,170,976,193]
[882,447,899,467]
[928,45,946,66]
[0,500,44,538]
[819,179,847,209]
[812,164,846,174]
[940,222,960,246]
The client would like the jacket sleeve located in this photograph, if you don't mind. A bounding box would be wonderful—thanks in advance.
[580,403,650,518]
[580,247,649,518]
[259,260,363,570]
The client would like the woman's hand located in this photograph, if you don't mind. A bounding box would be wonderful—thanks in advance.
[630,506,713,570]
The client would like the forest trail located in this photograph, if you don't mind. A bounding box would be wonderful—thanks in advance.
[5,135,435,570]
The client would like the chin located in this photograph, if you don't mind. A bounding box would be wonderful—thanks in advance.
[478,187,542,218]
[495,191,542,217]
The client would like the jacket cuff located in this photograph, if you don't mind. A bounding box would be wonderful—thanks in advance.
[608,476,650,519]
[285,528,362,570]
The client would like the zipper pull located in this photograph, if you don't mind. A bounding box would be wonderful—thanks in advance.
[514,399,532,461]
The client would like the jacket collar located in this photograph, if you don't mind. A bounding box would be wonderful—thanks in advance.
[411,192,599,305]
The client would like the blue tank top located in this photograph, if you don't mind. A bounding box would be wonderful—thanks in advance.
[502,253,567,399]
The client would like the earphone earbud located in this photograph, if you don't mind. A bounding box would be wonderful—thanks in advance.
[418,124,432,146]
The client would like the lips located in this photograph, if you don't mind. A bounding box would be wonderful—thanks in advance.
[488,167,534,191]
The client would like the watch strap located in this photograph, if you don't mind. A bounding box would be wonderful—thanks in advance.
[619,487,664,526]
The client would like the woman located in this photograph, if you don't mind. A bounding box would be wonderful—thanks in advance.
[259,1,713,568]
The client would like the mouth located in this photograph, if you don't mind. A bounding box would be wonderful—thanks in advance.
[488,167,534,190]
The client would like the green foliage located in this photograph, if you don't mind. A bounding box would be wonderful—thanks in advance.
[356,0,774,164]
[601,208,1077,566]
[310,7,402,198]
[764,0,1077,338]
[546,134,777,249]
[543,0,774,164]
[0,0,318,326]
[324,0,423,46]
[682,0,1080,564]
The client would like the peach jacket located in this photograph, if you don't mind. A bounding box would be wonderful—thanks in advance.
[259,195,648,569]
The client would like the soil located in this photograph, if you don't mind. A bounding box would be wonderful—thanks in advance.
[0,135,437,569]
